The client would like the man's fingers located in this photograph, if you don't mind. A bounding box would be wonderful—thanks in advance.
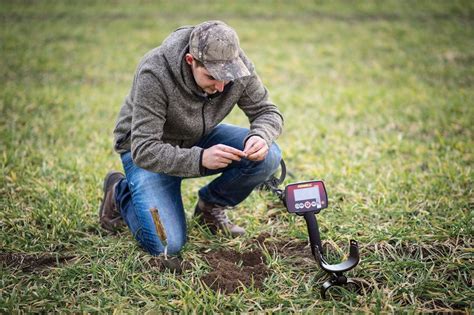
[243,140,258,154]
[248,146,268,161]
[245,141,264,156]
[221,145,246,158]
[244,144,257,155]
[218,151,242,161]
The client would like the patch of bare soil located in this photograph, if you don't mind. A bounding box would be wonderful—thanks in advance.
[200,249,268,293]
[0,252,75,272]
[196,233,332,294]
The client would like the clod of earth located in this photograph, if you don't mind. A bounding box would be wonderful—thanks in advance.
[147,256,192,273]
[201,249,268,293]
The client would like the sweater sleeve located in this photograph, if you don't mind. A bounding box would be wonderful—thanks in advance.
[130,71,204,177]
[237,74,284,147]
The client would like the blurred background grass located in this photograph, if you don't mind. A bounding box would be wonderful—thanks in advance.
[1,0,473,312]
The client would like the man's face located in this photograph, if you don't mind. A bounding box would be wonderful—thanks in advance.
[187,55,230,94]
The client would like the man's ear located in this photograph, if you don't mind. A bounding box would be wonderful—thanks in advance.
[185,53,194,66]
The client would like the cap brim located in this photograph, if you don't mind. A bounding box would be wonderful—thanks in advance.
[204,57,251,81]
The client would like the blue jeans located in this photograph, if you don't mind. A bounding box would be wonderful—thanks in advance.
[115,124,282,256]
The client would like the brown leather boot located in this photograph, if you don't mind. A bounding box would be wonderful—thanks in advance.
[99,171,125,233]
[194,198,245,237]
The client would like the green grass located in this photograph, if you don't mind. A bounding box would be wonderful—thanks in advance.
[1,0,473,312]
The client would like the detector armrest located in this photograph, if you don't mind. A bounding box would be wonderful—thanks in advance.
[315,240,359,273]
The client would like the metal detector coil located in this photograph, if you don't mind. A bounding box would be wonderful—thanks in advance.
[262,160,362,298]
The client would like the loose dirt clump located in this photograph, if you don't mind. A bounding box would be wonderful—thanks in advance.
[147,256,192,273]
[200,249,268,293]
[0,252,75,272]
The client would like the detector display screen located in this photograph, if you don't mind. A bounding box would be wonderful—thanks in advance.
[285,180,328,214]
[294,186,321,202]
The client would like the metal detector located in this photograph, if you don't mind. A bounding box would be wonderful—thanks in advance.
[259,160,362,298]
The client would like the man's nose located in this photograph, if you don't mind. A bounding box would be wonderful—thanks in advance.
[215,81,225,92]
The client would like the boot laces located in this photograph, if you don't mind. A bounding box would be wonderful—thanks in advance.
[210,206,232,225]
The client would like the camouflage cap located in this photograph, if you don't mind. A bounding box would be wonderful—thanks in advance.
[189,21,251,81]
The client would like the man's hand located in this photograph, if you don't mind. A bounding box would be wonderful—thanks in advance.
[202,144,247,170]
[243,136,268,161]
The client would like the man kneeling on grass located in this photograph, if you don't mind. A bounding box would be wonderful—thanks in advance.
[99,21,283,256]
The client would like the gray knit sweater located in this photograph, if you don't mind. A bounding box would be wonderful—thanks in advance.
[113,26,283,177]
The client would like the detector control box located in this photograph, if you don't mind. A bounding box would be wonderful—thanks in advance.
[284,180,328,214]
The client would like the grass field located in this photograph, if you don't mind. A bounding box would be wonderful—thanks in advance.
[1,0,473,313]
